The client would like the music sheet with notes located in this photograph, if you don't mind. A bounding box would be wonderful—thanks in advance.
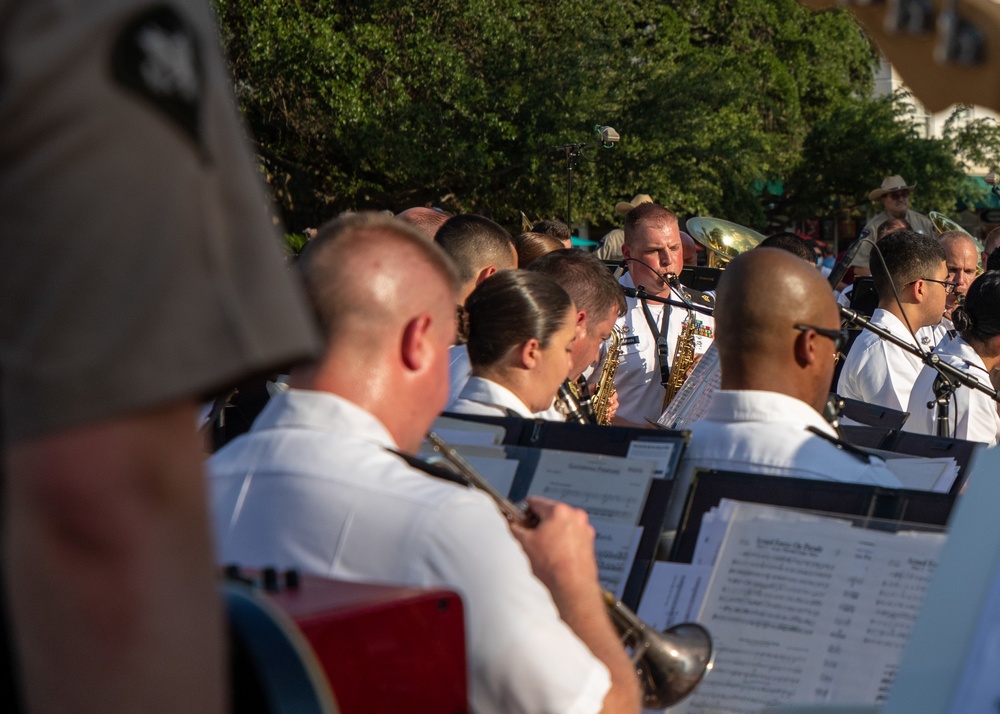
[526,449,655,526]
[669,502,945,714]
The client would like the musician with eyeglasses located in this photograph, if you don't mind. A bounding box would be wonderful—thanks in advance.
[664,249,901,538]
[852,175,936,272]
[209,214,641,714]
[904,271,1000,445]
[838,231,951,412]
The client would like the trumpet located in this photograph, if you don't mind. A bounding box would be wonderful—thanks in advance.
[425,432,713,709]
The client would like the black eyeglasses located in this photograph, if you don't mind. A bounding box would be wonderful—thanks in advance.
[908,277,960,294]
[794,324,849,352]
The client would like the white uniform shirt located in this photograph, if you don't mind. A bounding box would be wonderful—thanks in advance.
[610,273,715,425]
[447,376,535,418]
[904,337,1000,445]
[837,309,942,412]
[209,390,610,714]
[666,390,903,532]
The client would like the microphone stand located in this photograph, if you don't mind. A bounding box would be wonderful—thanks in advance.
[839,306,1000,437]
[554,142,588,229]
[622,286,715,317]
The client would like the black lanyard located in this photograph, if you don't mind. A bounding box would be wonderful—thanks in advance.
[640,298,671,388]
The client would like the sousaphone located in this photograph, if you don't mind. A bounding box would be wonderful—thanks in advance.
[929,211,985,271]
[685,217,765,268]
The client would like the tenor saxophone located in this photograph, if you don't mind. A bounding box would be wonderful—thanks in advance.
[663,312,697,409]
[592,326,624,425]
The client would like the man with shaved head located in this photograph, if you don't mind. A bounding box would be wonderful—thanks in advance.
[438,214,519,399]
[938,230,980,321]
[209,213,640,714]
[665,249,900,532]
[396,206,453,240]
[610,203,715,425]
[435,214,518,303]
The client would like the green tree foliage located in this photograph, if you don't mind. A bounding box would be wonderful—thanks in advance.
[215,0,998,232]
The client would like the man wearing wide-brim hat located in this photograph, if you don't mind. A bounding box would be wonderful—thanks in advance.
[595,193,653,261]
[852,175,935,269]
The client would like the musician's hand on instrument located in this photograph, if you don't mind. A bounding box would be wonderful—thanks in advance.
[605,388,619,421]
[510,496,601,601]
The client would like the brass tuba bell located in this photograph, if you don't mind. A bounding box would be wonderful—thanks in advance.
[929,211,985,271]
[686,216,765,269]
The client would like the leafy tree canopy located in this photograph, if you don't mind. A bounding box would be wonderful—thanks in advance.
[215,0,1000,232]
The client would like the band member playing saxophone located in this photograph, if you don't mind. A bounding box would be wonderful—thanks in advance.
[527,250,626,423]
[609,204,715,425]
[209,214,641,714]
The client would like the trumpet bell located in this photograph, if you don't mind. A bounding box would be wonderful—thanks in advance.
[686,217,765,268]
[638,622,714,710]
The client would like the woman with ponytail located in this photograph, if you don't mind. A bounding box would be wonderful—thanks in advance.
[904,271,1000,444]
[446,270,577,417]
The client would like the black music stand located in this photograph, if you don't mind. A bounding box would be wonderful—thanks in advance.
[669,470,955,564]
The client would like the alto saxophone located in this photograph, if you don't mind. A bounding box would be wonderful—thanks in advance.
[663,311,697,409]
[592,325,624,425]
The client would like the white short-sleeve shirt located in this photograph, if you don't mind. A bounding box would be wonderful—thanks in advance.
[209,389,610,714]
[904,337,1000,445]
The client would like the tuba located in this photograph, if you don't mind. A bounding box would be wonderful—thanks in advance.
[425,432,714,709]
[685,217,764,268]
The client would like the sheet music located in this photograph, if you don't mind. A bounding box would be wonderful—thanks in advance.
[462,455,518,498]
[591,520,644,598]
[883,456,959,493]
[526,449,655,526]
[672,502,945,714]
[637,561,712,629]
[626,439,679,479]
[657,342,721,429]
[431,415,507,446]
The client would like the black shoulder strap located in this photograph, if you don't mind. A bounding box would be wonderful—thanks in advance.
[806,426,878,464]
[386,449,468,487]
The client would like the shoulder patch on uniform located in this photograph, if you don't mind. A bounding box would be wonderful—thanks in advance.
[683,287,715,307]
[111,5,204,149]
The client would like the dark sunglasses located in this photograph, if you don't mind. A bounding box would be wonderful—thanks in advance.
[794,324,849,353]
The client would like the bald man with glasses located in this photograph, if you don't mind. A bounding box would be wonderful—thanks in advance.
[664,248,901,538]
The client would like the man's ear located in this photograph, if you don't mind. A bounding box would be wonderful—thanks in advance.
[518,338,541,369]
[575,309,587,333]
[401,313,433,371]
[793,329,817,368]
[475,265,497,287]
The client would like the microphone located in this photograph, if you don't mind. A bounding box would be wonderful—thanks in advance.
[827,237,871,289]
